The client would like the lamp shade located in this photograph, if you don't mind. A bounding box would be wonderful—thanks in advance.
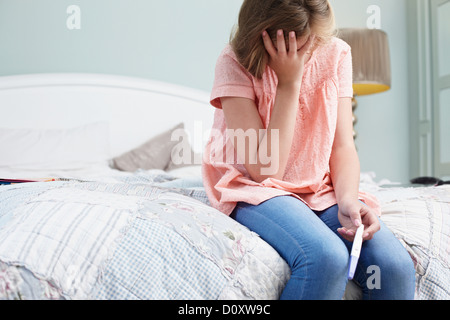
[338,28,391,96]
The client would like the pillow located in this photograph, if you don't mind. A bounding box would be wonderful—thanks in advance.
[166,127,202,171]
[111,123,185,172]
[0,122,110,170]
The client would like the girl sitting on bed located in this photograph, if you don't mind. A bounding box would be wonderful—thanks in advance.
[201,0,416,300]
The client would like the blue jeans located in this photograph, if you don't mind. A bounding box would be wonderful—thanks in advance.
[231,195,416,300]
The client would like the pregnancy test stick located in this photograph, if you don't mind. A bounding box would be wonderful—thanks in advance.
[347,224,365,280]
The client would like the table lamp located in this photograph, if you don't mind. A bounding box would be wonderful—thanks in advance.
[338,28,391,139]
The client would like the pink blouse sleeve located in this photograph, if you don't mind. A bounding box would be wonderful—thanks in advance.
[337,46,354,98]
[210,48,256,109]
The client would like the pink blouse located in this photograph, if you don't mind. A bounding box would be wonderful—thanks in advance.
[201,37,380,216]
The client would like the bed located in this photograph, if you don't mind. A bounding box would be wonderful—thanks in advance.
[0,73,448,300]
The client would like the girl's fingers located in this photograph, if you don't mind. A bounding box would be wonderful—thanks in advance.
[276,29,287,54]
[363,216,380,240]
[337,227,355,242]
[262,30,277,57]
[360,206,381,240]
[288,31,297,55]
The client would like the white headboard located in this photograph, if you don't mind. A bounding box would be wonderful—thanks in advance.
[0,73,215,157]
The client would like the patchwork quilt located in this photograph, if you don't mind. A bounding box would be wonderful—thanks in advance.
[1,170,449,300]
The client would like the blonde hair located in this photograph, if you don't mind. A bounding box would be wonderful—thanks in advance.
[230,0,336,78]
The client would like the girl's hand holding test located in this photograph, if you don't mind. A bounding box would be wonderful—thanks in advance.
[337,201,380,242]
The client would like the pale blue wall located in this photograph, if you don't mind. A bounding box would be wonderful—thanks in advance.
[0,0,241,91]
[0,0,410,183]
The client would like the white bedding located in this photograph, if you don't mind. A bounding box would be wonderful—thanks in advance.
[0,167,290,300]
[0,125,448,300]
[0,74,448,300]
[359,173,450,299]
[1,166,449,300]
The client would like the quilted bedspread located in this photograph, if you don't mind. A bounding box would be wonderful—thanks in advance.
[0,171,289,300]
[374,185,450,300]
[1,170,449,300]
[359,177,450,300]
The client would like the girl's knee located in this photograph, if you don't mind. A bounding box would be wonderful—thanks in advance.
[383,251,416,282]
[290,238,349,276]
[320,241,349,275]
[362,242,416,299]
[367,233,416,281]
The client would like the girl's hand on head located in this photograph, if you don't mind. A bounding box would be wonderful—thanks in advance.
[337,200,381,242]
[262,29,314,88]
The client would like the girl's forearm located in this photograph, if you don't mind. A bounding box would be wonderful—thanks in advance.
[253,83,301,182]
[329,144,361,205]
